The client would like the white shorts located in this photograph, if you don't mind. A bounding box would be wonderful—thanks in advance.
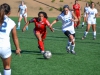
[87,19,96,25]
[20,13,27,18]
[0,47,11,59]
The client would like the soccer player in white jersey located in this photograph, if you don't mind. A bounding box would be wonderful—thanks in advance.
[82,2,98,40]
[50,5,78,54]
[82,2,90,28]
[16,1,28,30]
[0,3,21,75]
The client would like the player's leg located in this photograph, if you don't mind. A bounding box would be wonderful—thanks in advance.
[64,31,72,53]
[41,31,47,41]
[23,14,28,30]
[82,16,86,28]
[67,33,76,54]
[77,16,81,28]
[35,31,45,54]
[1,56,11,75]
[82,23,91,39]
[17,15,22,29]
[92,24,96,40]
[76,13,80,28]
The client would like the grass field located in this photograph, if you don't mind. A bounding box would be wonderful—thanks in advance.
[0,17,100,75]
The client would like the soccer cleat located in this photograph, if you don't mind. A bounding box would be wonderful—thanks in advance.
[71,50,76,54]
[16,27,20,30]
[81,25,84,28]
[82,36,85,40]
[41,51,45,54]
[93,37,96,40]
[66,47,70,53]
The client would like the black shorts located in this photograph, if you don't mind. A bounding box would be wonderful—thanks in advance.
[64,30,75,38]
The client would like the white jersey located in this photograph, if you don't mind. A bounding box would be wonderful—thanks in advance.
[86,8,98,20]
[0,15,16,47]
[19,4,27,14]
[84,6,90,17]
[84,6,90,13]
[57,11,75,34]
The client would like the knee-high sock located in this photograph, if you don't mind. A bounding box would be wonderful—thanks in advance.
[38,41,44,51]
[71,44,75,51]
[93,31,96,38]
[18,22,20,27]
[82,22,84,25]
[67,40,72,49]
[84,31,88,37]
[4,69,11,75]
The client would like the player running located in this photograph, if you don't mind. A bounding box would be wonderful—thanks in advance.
[82,2,90,28]
[16,1,28,30]
[22,11,54,54]
[0,3,21,75]
[73,0,81,28]
[82,2,98,40]
[50,5,78,54]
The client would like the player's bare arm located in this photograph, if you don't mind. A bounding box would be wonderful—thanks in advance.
[50,19,58,27]
[22,21,30,32]
[12,26,21,55]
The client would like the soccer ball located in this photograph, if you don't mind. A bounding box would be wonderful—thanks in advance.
[43,51,52,59]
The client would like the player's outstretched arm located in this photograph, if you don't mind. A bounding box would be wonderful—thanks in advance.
[12,26,21,55]
[22,21,30,32]
[50,19,58,27]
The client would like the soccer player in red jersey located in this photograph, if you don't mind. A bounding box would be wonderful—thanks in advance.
[73,0,81,28]
[22,11,54,54]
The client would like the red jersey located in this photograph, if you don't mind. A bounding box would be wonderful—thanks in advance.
[29,18,50,32]
[73,3,80,14]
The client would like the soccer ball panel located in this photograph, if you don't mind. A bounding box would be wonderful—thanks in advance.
[43,51,52,59]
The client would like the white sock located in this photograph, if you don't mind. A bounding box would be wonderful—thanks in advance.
[84,31,88,37]
[82,22,84,25]
[67,41,71,48]
[93,31,96,38]
[71,44,75,51]
[26,26,28,28]
[18,22,20,28]
[4,69,11,75]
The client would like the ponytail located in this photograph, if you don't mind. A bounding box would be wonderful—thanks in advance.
[0,3,11,26]
[0,5,5,25]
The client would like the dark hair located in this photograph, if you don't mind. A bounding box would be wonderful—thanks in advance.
[75,0,78,3]
[0,3,10,25]
[63,5,69,10]
[38,11,48,19]
[90,2,95,8]
[61,5,69,14]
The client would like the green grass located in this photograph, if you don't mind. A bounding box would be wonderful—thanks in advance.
[0,17,100,75]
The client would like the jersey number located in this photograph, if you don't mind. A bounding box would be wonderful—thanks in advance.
[0,22,7,33]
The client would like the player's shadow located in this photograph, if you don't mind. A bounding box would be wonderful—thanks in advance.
[11,50,42,55]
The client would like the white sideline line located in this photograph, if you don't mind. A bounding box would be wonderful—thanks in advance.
[53,28,100,34]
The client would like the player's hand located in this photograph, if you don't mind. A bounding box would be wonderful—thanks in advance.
[51,27,54,32]
[49,25,54,32]
[71,19,75,22]
[16,49,21,55]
